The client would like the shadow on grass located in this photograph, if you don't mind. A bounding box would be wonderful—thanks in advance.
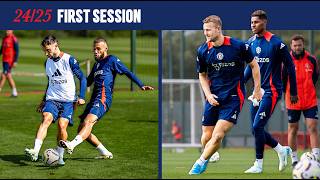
[66,157,97,162]
[0,154,29,166]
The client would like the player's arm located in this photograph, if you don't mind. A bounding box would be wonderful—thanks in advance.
[13,39,19,67]
[196,45,219,106]
[37,76,49,113]
[280,42,298,104]
[69,57,87,105]
[244,65,252,83]
[87,63,95,87]
[248,59,262,101]
[309,56,319,85]
[199,72,219,106]
[281,64,289,94]
[113,57,153,90]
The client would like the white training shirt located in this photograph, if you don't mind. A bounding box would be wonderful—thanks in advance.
[45,52,76,102]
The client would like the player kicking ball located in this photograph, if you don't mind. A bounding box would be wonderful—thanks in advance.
[25,35,87,165]
[59,37,154,159]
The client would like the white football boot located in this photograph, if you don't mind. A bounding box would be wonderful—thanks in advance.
[24,148,39,161]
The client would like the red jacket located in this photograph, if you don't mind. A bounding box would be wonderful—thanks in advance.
[283,50,319,110]
[0,34,18,66]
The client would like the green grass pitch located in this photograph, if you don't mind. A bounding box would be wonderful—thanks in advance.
[162,148,300,179]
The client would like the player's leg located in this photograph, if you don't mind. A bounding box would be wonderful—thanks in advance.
[78,122,113,159]
[0,73,6,92]
[60,114,98,154]
[56,117,69,165]
[6,72,17,97]
[287,109,301,167]
[25,112,54,161]
[189,98,238,175]
[245,96,290,173]
[304,106,320,159]
[189,120,233,175]
[0,62,9,92]
[201,125,219,163]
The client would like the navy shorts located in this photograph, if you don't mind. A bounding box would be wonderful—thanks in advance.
[288,106,319,123]
[202,96,242,126]
[2,62,12,74]
[42,100,74,125]
[79,101,109,122]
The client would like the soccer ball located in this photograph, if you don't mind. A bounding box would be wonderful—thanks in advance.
[292,160,320,179]
[300,152,318,162]
[42,148,60,166]
[209,151,220,163]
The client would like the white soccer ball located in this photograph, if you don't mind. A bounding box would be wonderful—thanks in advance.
[292,159,320,179]
[42,148,60,166]
[209,151,220,163]
[300,152,318,162]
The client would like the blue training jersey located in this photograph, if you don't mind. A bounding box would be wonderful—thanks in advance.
[87,55,144,109]
[196,36,254,103]
[244,31,297,97]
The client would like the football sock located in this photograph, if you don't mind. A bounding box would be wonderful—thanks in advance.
[12,88,17,96]
[255,159,263,168]
[96,143,109,155]
[70,135,83,148]
[56,146,65,158]
[196,156,207,166]
[291,151,298,162]
[273,143,283,154]
[312,148,320,158]
[34,139,43,153]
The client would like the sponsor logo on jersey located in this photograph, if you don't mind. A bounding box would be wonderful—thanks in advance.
[280,43,285,49]
[94,103,100,107]
[216,52,224,60]
[256,47,261,54]
[94,70,103,77]
[50,79,68,85]
[52,69,62,77]
[254,56,270,63]
[211,62,235,71]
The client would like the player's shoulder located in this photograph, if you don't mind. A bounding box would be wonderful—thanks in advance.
[247,35,256,44]
[228,36,245,47]
[197,42,209,55]
[107,54,120,62]
[306,51,318,63]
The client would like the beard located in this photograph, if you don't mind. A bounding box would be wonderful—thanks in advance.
[209,36,219,42]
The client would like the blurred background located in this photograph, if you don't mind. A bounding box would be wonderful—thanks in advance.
[162,30,320,150]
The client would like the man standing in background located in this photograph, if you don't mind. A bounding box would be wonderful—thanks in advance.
[283,34,319,167]
[0,30,19,97]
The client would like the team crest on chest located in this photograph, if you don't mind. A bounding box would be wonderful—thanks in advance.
[97,63,100,69]
[216,52,224,60]
[256,47,261,54]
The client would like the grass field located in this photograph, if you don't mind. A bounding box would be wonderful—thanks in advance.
[162,148,300,179]
[0,35,159,178]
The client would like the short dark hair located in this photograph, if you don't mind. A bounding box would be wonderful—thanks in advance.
[202,15,222,28]
[291,34,304,43]
[251,10,267,20]
[93,37,108,46]
[41,35,58,47]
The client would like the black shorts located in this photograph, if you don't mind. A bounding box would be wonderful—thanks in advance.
[288,106,319,123]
